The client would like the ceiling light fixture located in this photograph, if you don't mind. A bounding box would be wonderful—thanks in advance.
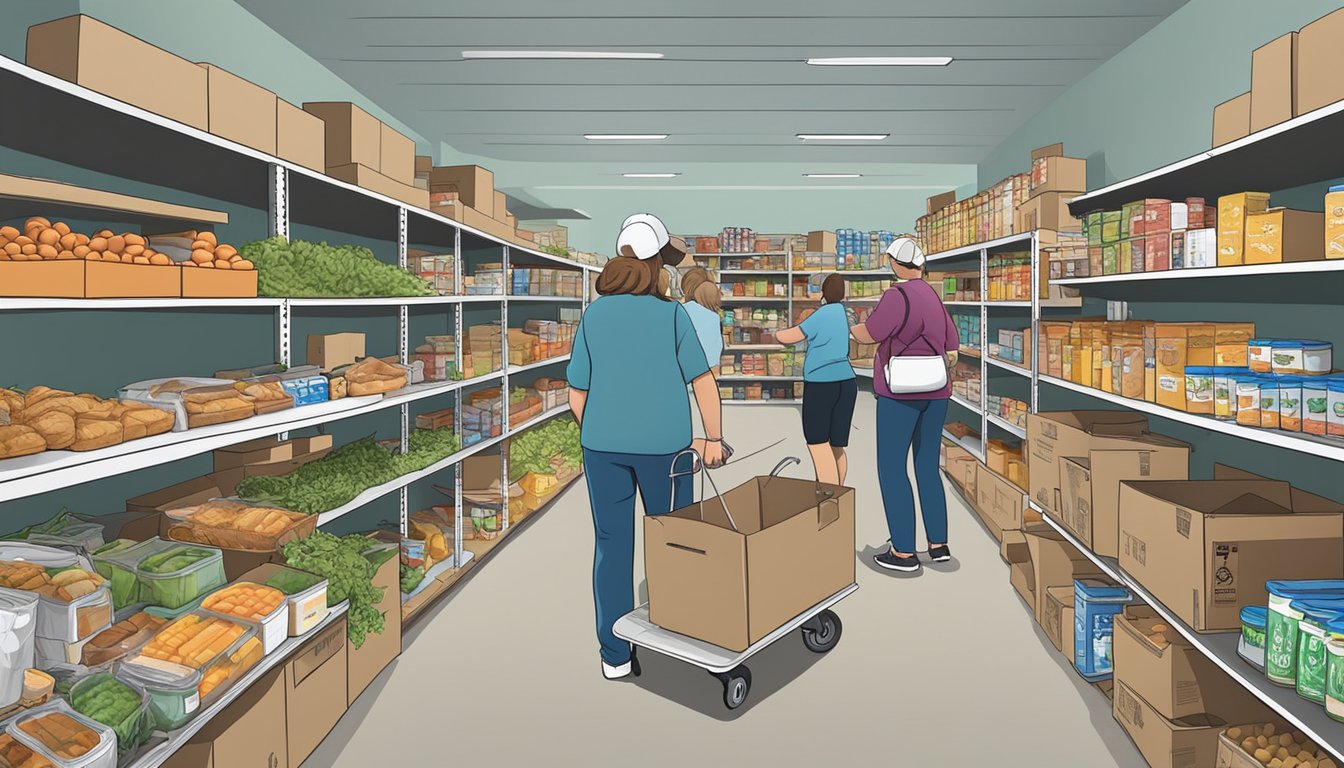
[806,56,952,66]
[584,134,669,141]
[623,173,680,178]
[463,50,663,60]
[796,134,889,141]
[803,173,862,178]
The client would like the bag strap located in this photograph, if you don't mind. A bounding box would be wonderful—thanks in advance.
[884,283,927,356]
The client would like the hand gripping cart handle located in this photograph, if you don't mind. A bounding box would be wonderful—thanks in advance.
[613,450,858,711]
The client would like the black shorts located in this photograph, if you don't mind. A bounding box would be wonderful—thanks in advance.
[802,379,858,447]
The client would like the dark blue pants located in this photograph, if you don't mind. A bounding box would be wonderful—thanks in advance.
[876,397,950,553]
[583,448,693,666]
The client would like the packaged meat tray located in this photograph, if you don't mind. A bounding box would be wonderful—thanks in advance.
[164,499,315,553]
[199,582,286,654]
[117,378,255,432]
[7,700,116,768]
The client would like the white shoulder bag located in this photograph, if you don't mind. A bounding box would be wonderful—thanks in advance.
[881,284,950,394]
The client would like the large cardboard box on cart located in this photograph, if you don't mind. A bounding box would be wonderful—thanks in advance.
[645,477,855,652]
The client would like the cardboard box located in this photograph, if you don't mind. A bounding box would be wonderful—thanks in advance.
[127,475,227,513]
[1041,585,1075,656]
[379,123,415,186]
[975,463,1029,540]
[1026,411,1148,514]
[1244,208,1324,264]
[1024,526,1103,623]
[1114,605,1268,722]
[1217,192,1271,266]
[180,266,257,298]
[197,63,277,154]
[307,332,366,372]
[1214,323,1256,367]
[428,165,495,215]
[1118,479,1344,631]
[176,667,287,768]
[87,261,182,298]
[1057,438,1191,559]
[927,191,956,215]
[415,155,432,176]
[432,200,513,242]
[27,15,209,130]
[348,553,401,705]
[1114,679,1227,768]
[1250,33,1297,132]
[1155,323,1215,412]
[213,437,294,471]
[326,163,429,209]
[1212,93,1251,148]
[276,99,325,172]
[645,477,855,652]
[807,230,837,254]
[285,616,348,767]
[1030,155,1087,197]
[1000,529,1029,565]
[1297,8,1344,116]
[1016,191,1081,233]
[303,101,381,170]
[494,191,508,222]
[1005,532,1035,609]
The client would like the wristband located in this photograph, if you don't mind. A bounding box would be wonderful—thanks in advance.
[705,437,723,443]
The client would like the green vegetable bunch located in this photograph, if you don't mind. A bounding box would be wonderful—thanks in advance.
[242,236,434,298]
[282,531,386,648]
[508,416,580,482]
[237,429,461,515]
[541,245,570,258]
[400,563,425,594]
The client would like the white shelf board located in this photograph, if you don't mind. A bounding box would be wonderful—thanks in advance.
[854,367,874,378]
[506,295,585,302]
[941,428,982,457]
[985,300,1032,308]
[725,344,788,351]
[792,269,890,277]
[950,393,982,415]
[1033,507,1344,761]
[129,602,349,768]
[399,554,464,605]
[944,300,982,306]
[1053,260,1344,286]
[985,356,1031,377]
[510,404,573,434]
[959,346,983,358]
[1039,374,1344,462]
[926,231,1034,263]
[986,413,1027,438]
[455,370,506,390]
[691,251,787,257]
[0,297,283,311]
[717,375,801,381]
[717,270,790,276]
[508,354,572,375]
[723,399,800,406]
[0,396,382,502]
[722,296,790,303]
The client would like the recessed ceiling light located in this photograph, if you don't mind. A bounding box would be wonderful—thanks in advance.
[463,51,663,60]
[623,173,680,178]
[803,173,862,178]
[796,134,889,141]
[806,57,952,66]
[584,134,669,141]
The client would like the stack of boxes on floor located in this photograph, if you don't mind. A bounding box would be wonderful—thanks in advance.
[915,144,1085,255]
[953,406,1344,768]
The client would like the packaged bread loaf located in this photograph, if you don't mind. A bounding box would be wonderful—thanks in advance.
[341,358,408,396]
[0,389,23,426]
[166,499,314,551]
[116,401,175,440]
[69,418,122,452]
[234,379,293,415]
[118,377,256,431]
[0,425,46,460]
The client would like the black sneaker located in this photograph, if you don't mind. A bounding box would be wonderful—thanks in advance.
[929,545,952,562]
[874,550,922,572]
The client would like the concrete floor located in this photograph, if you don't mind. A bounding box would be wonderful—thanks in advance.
[301,395,1146,767]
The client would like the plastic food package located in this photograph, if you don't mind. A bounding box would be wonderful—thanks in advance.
[7,700,116,768]
[33,637,90,669]
[115,659,200,732]
[90,540,153,610]
[231,378,294,415]
[68,672,151,755]
[127,613,263,705]
[117,378,255,432]
[80,612,164,668]
[0,732,55,767]
[199,583,286,654]
[0,589,37,710]
[23,670,54,708]
[254,564,328,636]
[0,546,93,578]
[4,512,105,556]
[163,500,315,553]
[33,576,111,644]
[134,544,226,610]
[336,358,408,396]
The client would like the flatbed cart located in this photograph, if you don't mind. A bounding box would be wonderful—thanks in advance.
[612,454,858,711]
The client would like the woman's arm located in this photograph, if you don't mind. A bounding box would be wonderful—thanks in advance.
[774,325,805,345]
[568,388,587,426]
[850,323,875,344]
[690,372,726,467]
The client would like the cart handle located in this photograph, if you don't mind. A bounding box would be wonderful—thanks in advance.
[768,457,800,477]
[669,448,738,532]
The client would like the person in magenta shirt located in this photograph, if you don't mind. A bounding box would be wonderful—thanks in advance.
[851,237,960,573]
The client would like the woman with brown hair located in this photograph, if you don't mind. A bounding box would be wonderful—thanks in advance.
[775,273,857,486]
[566,213,727,681]
[679,266,725,374]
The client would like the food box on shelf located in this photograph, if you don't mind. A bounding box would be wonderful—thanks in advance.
[238,563,329,637]
[1214,723,1336,768]
[379,123,416,186]
[7,699,118,768]
[346,551,399,706]
[0,260,183,299]
[277,98,325,172]
[325,163,429,209]
[117,378,255,432]
[302,101,381,171]
[200,582,287,655]
[197,63,277,154]
[126,612,265,710]
[27,14,209,130]
[284,614,347,767]
[210,437,293,471]
[427,165,495,215]
[180,264,258,298]
[164,499,316,554]
[69,670,152,756]
[1249,32,1297,133]
[81,612,165,667]
[1212,93,1251,148]
[1113,678,1228,768]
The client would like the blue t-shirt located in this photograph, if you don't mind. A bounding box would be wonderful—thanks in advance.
[799,303,856,383]
[567,295,711,455]
[682,300,724,369]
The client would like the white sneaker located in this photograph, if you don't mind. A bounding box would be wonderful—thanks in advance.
[602,660,632,680]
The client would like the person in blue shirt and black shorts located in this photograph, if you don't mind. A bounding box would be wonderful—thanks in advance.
[775,273,857,486]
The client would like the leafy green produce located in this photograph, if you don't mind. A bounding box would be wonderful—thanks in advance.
[400,564,425,594]
[363,543,397,571]
[242,236,434,298]
[263,569,323,595]
[138,547,213,574]
[541,245,569,258]
[71,673,149,753]
[282,532,386,648]
[508,417,580,482]
[509,387,528,405]
[237,429,460,515]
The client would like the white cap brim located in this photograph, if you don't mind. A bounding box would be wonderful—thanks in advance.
[885,237,926,270]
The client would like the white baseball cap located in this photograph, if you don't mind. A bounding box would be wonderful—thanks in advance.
[617,213,687,260]
[885,236,926,270]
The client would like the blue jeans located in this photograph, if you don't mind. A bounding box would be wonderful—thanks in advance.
[584,447,693,666]
[876,397,949,553]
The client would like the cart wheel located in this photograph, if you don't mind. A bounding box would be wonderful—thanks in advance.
[801,609,842,653]
[715,666,751,710]
[630,648,642,678]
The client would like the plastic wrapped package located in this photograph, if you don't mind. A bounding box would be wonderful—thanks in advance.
[0,732,55,767]
[4,513,104,556]
[0,546,92,577]
[80,613,164,667]
[250,564,328,636]
[33,573,111,644]
[91,540,157,610]
[134,544,226,611]
[230,378,294,415]
[33,637,90,669]
[163,500,314,553]
[125,613,263,707]
[7,700,116,768]
[68,672,151,755]
[199,583,286,654]
[0,589,37,710]
[116,378,254,432]
[114,661,199,732]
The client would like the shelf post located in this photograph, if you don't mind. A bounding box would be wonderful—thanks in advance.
[500,245,511,532]
[267,164,289,240]
[978,248,988,461]
[277,298,292,442]
[453,226,465,565]
[1030,232,1040,414]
